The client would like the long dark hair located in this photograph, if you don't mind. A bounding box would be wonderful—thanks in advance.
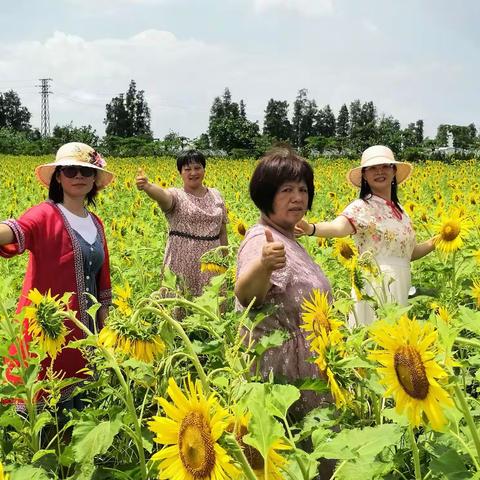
[48,166,98,206]
[359,167,403,213]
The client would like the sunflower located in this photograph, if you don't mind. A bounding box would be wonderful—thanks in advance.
[113,282,133,316]
[98,315,165,363]
[24,288,69,359]
[200,263,227,274]
[310,326,350,408]
[148,377,239,480]
[434,212,473,254]
[300,290,343,351]
[369,315,453,431]
[0,461,9,480]
[231,413,290,480]
[233,219,247,238]
[333,238,357,268]
[470,279,480,308]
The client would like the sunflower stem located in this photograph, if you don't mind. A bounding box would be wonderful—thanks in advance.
[408,425,422,480]
[453,383,480,466]
[140,306,210,392]
[67,314,147,479]
[226,434,257,480]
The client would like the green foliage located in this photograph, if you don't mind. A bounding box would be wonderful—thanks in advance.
[104,80,152,139]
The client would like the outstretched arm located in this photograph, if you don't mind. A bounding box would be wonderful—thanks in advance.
[135,168,173,212]
[295,215,354,238]
[0,224,14,246]
[411,237,436,261]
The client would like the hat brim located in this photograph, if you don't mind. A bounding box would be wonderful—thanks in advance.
[347,160,412,187]
[35,159,114,190]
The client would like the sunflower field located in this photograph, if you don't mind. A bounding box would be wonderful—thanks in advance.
[0,155,479,480]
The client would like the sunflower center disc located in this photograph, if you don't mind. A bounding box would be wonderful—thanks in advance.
[394,346,429,400]
[314,313,331,334]
[340,244,354,260]
[442,223,460,241]
[179,412,216,478]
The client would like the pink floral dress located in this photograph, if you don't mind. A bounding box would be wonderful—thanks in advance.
[163,187,227,295]
[342,194,416,326]
[236,217,332,417]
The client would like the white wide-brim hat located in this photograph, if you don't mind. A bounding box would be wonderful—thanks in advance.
[35,142,114,190]
[347,145,412,187]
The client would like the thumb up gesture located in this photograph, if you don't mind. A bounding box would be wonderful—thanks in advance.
[135,167,149,190]
[261,228,286,271]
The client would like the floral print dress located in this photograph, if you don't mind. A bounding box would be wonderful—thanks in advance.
[341,194,416,326]
[163,187,227,296]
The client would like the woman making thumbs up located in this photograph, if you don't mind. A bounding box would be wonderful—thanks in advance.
[235,146,332,419]
[136,150,228,296]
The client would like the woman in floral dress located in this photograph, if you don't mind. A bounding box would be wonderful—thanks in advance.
[136,150,228,296]
[296,145,437,326]
[235,146,332,417]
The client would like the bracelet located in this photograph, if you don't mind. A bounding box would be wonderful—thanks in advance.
[309,223,316,236]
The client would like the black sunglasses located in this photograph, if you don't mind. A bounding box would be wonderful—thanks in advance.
[61,166,96,178]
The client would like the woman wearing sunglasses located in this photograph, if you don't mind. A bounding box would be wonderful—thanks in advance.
[0,142,114,408]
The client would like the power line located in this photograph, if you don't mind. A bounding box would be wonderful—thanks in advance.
[36,78,53,137]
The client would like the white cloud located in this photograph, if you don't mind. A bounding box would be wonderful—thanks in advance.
[252,0,334,17]
[0,26,474,139]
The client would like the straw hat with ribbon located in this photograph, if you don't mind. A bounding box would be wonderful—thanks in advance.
[35,142,114,190]
[347,145,412,188]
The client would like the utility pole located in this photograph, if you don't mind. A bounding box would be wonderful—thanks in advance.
[37,78,53,136]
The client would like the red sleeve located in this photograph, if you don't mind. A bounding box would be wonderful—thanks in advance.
[0,204,47,258]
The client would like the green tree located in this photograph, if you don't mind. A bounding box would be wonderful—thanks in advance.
[0,90,31,132]
[450,124,477,149]
[52,123,99,148]
[376,115,402,153]
[208,88,259,152]
[336,104,349,137]
[193,133,211,150]
[104,80,152,138]
[263,99,292,141]
[435,124,450,147]
[291,89,317,148]
[349,100,377,152]
[314,104,336,137]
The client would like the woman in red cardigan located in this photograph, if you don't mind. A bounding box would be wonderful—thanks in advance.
[0,142,114,406]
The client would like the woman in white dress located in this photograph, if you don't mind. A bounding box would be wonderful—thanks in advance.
[296,145,437,326]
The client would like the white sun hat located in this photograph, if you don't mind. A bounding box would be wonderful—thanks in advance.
[347,145,412,187]
[35,142,114,190]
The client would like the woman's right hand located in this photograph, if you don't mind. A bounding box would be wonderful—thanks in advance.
[261,228,286,271]
[135,168,149,191]
[294,218,313,237]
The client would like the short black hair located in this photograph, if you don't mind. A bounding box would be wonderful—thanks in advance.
[48,166,98,206]
[176,149,206,172]
[249,146,314,215]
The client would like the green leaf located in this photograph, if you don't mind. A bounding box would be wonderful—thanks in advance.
[429,446,470,480]
[266,384,301,419]
[297,378,329,393]
[33,411,54,435]
[458,306,480,335]
[242,399,285,460]
[313,424,403,461]
[10,465,51,480]
[71,416,122,464]
[254,329,289,355]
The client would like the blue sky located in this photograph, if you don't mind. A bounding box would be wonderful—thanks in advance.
[0,0,478,138]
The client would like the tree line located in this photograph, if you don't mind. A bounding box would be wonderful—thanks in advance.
[0,81,478,159]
